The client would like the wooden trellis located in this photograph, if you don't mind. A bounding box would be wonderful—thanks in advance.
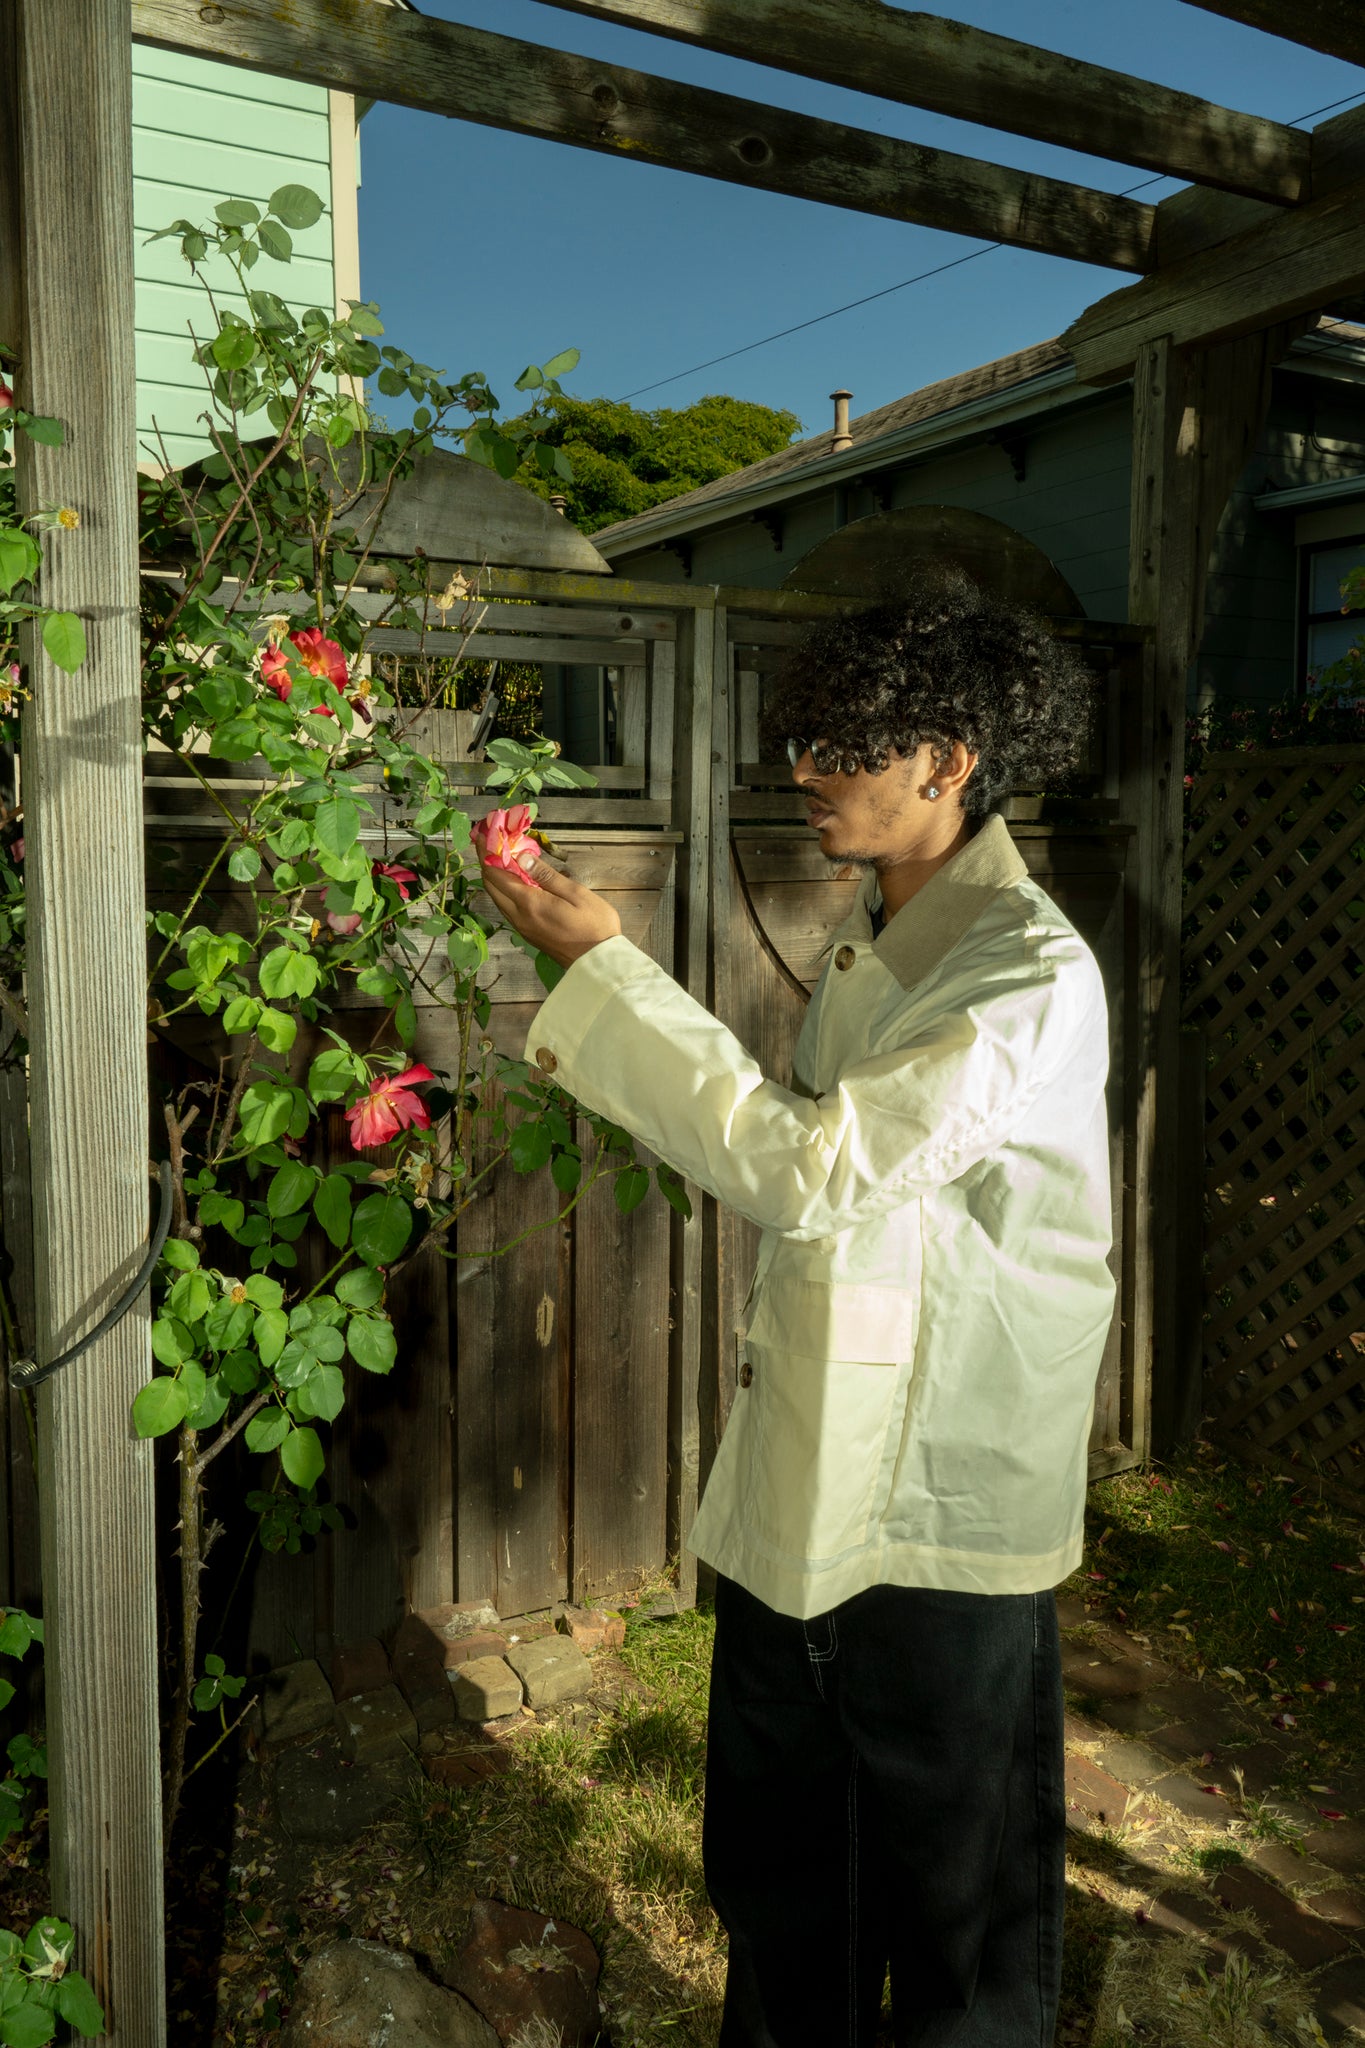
[1182,744,1365,1499]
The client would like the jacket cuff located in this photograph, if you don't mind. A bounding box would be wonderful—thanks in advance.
[522,934,656,1080]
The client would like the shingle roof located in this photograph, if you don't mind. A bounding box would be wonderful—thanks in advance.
[593,316,1365,548]
[593,335,1071,544]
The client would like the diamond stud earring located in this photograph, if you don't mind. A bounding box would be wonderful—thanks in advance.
[927,785,939,799]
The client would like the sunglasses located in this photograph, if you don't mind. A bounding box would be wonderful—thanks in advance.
[787,737,853,774]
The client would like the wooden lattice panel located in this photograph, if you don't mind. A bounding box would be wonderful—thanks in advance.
[1182,746,1365,1496]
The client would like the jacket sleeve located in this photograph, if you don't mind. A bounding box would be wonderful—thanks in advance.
[523,932,1101,1242]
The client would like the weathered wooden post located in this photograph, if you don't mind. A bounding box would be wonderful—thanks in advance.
[0,3,166,2041]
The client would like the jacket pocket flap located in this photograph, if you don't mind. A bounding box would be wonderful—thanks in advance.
[746,1279,912,1365]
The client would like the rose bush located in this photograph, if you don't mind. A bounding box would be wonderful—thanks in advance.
[0,182,690,1835]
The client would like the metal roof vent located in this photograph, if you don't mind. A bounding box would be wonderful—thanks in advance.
[830,389,853,453]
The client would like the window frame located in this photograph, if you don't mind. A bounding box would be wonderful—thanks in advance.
[1298,529,1365,692]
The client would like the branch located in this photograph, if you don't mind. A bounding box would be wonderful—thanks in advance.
[197,1384,273,1474]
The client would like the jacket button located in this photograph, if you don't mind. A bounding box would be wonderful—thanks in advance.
[535,1047,558,1074]
[834,945,856,971]
[739,1361,753,1388]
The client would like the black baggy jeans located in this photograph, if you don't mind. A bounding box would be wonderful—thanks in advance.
[702,1573,1065,2048]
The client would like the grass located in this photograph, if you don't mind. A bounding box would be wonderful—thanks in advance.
[1091,1938,1329,2048]
[394,1604,726,2048]
[1062,1436,1365,1770]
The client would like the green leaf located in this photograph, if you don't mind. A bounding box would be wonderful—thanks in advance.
[238,1080,293,1148]
[160,1237,199,1272]
[509,1121,552,1174]
[657,1165,693,1220]
[308,1048,361,1102]
[211,326,257,373]
[350,1193,413,1268]
[54,1971,104,2038]
[267,818,310,860]
[256,218,293,263]
[220,1348,261,1394]
[336,1266,384,1310]
[256,1005,297,1054]
[168,1270,211,1325]
[447,922,489,973]
[244,1273,284,1310]
[313,1173,352,1249]
[268,182,324,229]
[313,795,359,859]
[281,1425,325,1489]
[394,991,417,1047]
[267,1162,317,1218]
[19,411,64,447]
[199,1192,244,1232]
[0,528,40,596]
[215,198,260,227]
[187,1373,229,1431]
[542,347,580,378]
[227,844,261,883]
[132,1377,190,1439]
[614,1165,650,1216]
[551,1150,581,1194]
[515,364,544,391]
[245,1408,291,1454]
[535,951,566,994]
[347,1314,396,1374]
[40,610,86,673]
[149,1316,190,1367]
[0,1998,60,2046]
[253,1307,288,1369]
[258,946,321,1000]
[221,994,260,1035]
[0,1614,33,1659]
[299,1363,345,1422]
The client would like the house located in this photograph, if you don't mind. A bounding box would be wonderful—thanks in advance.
[131,44,363,471]
[591,319,1365,713]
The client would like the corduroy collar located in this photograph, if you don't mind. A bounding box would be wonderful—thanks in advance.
[820,812,1029,995]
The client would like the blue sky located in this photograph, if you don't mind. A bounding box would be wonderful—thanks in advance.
[356,2,1364,439]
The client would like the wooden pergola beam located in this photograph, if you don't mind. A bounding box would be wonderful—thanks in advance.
[1065,171,1365,382]
[1179,0,1365,68]
[532,0,1313,205]
[129,0,1156,273]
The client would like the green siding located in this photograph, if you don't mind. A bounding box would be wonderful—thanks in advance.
[132,46,337,470]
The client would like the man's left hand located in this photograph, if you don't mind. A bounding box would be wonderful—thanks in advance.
[478,855,622,970]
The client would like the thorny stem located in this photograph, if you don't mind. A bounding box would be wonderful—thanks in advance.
[208,1033,261,1167]
[147,835,231,987]
[163,1422,203,1847]
[151,346,325,652]
[197,1384,272,1475]
[182,1693,259,1788]
[163,1101,200,1240]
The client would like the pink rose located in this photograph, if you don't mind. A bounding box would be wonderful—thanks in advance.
[289,627,348,692]
[260,643,292,702]
[344,1062,435,1150]
[0,381,12,410]
[373,859,418,900]
[326,910,363,936]
[472,803,541,888]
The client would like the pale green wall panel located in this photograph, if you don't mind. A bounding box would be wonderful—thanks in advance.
[132,43,339,470]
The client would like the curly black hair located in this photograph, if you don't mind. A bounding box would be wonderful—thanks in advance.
[760,565,1097,823]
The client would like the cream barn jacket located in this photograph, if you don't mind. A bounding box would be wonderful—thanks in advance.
[524,812,1116,1619]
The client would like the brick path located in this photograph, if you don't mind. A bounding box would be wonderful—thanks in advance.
[1058,1591,1365,2036]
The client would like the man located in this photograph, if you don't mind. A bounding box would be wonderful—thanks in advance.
[478,570,1116,2047]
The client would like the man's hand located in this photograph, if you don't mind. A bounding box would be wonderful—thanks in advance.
[478,854,622,970]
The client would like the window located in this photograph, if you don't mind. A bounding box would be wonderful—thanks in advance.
[1301,535,1365,688]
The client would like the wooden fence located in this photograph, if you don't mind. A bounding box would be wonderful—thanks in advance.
[1,567,1154,1660]
[1182,744,1365,1501]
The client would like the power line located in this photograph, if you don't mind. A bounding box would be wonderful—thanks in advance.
[621,85,1365,403]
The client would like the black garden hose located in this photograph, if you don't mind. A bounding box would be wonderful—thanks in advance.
[9,1161,174,1389]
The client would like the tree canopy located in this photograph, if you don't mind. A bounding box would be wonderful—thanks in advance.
[511,391,803,534]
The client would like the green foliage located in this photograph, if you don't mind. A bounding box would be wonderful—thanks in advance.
[0,186,694,1881]
[506,390,803,533]
[0,1622,101,2042]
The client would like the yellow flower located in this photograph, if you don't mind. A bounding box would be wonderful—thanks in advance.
[55,506,79,530]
